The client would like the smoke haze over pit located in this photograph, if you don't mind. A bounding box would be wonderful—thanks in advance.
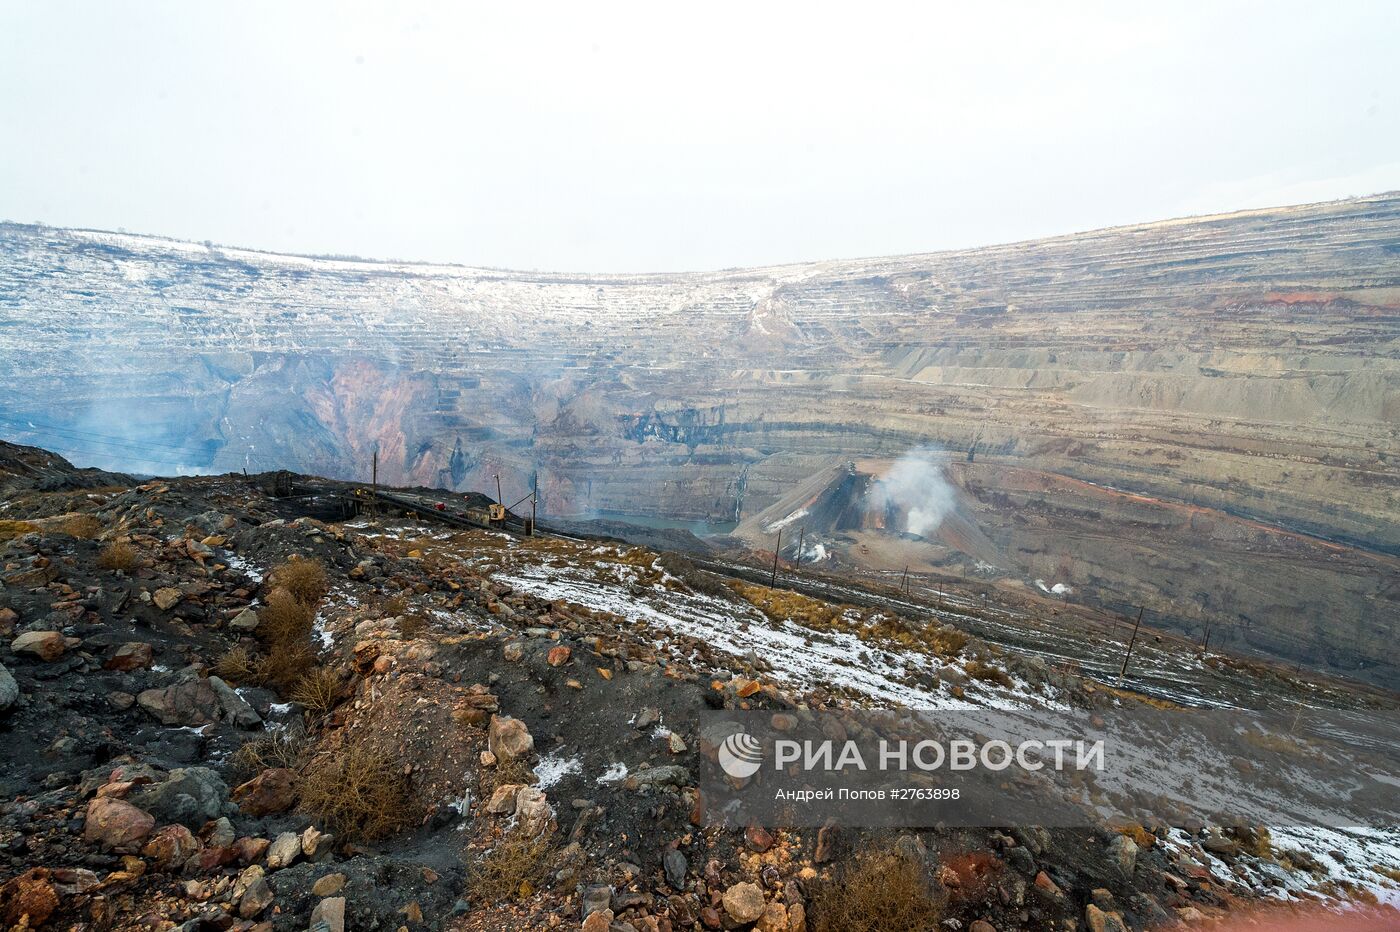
[867,448,958,539]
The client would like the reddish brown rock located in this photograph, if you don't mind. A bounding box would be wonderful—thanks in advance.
[233,836,271,865]
[10,630,66,662]
[582,909,614,932]
[141,824,203,870]
[105,641,154,672]
[745,824,775,852]
[233,768,297,816]
[546,645,572,667]
[0,868,59,927]
[84,797,155,849]
[1034,870,1064,900]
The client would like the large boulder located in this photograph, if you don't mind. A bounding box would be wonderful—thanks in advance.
[129,767,231,828]
[84,797,155,849]
[137,678,221,726]
[208,675,261,729]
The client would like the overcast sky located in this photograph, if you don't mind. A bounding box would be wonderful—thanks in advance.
[1,1,1397,272]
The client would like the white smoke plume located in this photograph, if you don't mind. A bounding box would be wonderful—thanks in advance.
[867,447,957,538]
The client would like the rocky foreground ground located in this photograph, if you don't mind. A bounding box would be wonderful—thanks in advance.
[0,440,1396,931]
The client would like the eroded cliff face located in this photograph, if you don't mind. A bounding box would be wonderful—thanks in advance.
[1,195,1397,681]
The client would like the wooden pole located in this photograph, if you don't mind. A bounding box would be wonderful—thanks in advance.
[1200,619,1212,655]
[371,449,378,526]
[770,528,782,587]
[531,474,538,536]
[900,565,908,597]
[494,473,503,506]
[1118,606,1145,680]
[796,527,805,568]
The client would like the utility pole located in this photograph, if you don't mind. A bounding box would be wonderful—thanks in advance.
[531,474,538,536]
[900,565,909,597]
[370,449,379,526]
[1200,619,1212,655]
[770,528,782,588]
[795,527,805,568]
[493,473,503,506]
[1118,606,1145,681]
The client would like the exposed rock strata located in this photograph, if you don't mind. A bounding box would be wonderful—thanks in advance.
[1,195,1397,679]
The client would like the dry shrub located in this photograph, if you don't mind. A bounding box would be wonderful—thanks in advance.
[213,646,259,684]
[96,541,137,572]
[269,556,329,606]
[231,728,311,780]
[470,831,555,903]
[259,588,315,645]
[299,734,417,842]
[811,847,943,932]
[257,640,319,692]
[290,666,341,716]
[59,514,102,539]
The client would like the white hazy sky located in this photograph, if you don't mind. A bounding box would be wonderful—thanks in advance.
[1,1,1397,272]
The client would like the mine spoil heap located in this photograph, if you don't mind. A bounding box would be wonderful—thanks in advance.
[0,440,1397,930]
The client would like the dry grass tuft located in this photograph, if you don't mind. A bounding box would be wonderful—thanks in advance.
[290,666,341,716]
[964,659,1014,689]
[469,831,555,903]
[213,646,259,684]
[269,556,329,606]
[928,626,969,658]
[811,847,944,932]
[96,541,138,572]
[59,514,103,539]
[299,734,418,842]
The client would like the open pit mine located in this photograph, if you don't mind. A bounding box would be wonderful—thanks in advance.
[1,195,1398,686]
